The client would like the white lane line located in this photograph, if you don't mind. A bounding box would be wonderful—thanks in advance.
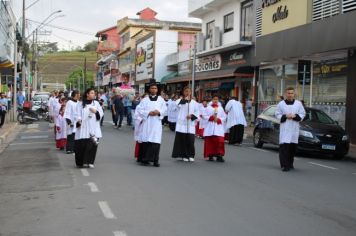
[250,147,272,153]
[98,201,117,219]
[81,169,90,177]
[27,124,39,129]
[309,162,338,170]
[113,231,128,236]
[21,135,49,140]
[10,142,53,146]
[87,182,100,192]
[352,173,356,175]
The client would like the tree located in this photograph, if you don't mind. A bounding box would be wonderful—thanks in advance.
[65,68,95,93]
[83,40,98,52]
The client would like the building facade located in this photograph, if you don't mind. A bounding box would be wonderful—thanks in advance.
[254,0,356,143]
[167,0,256,103]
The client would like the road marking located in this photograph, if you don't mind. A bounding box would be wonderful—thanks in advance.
[352,173,356,175]
[113,231,127,236]
[309,162,338,170]
[87,182,99,192]
[295,157,301,161]
[27,124,39,129]
[81,169,90,177]
[20,135,49,140]
[10,142,53,146]
[98,201,117,219]
[250,147,272,153]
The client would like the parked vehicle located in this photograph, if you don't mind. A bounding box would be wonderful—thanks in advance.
[17,102,49,124]
[32,94,50,108]
[253,105,349,159]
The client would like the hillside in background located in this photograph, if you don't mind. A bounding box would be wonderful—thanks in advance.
[38,51,98,85]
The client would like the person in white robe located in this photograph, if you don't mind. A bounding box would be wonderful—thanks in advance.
[225,97,247,145]
[171,87,200,162]
[203,95,227,162]
[74,88,104,168]
[197,99,209,138]
[167,94,179,131]
[64,90,80,154]
[275,87,305,172]
[135,83,167,167]
[55,105,67,150]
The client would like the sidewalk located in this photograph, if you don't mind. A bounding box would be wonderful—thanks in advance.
[0,122,18,147]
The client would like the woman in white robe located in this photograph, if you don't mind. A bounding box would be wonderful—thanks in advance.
[275,87,305,171]
[171,87,200,162]
[135,83,167,167]
[225,97,247,145]
[74,88,104,168]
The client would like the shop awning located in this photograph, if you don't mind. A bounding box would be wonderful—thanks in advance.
[160,72,178,83]
[166,68,253,84]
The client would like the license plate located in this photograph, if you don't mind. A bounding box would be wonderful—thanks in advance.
[322,144,336,150]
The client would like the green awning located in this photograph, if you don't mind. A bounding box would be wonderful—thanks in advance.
[160,72,178,83]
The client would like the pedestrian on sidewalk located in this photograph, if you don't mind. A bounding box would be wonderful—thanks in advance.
[136,82,166,167]
[0,92,9,128]
[225,97,247,145]
[203,95,227,162]
[275,87,305,172]
[64,90,80,154]
[171,87,200,162]
[55,105,67,150]
[74,88,103,168]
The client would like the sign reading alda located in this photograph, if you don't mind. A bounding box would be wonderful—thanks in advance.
[195,54,221,73]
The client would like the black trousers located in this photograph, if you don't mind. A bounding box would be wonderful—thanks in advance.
[138,142,160,163]
[0,110,6,127]
[74,139,98,166]
[229,125,244,144]
[168,122,176,132]
[279,143,297,169]
[114,111,124,126]
[172,132,195,158]
[66,133,75,152]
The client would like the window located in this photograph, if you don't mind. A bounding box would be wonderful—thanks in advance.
[206,20,215,39]
[241,0,254,41]
[120,32,130,50]
[263,106,277,117]
[224,12,234,33]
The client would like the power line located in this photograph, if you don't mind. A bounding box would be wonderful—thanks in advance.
[27,19,94,35]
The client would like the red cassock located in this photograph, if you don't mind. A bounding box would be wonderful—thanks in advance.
[195,122,204,138]
[56,139,67,149]
[134,142,140,159]
[204,136,225,158]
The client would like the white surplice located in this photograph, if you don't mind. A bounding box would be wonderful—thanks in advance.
[64,100,79,135]
[198,104,209,129]
[167,99,179,123]
[136,96,167,144]
[203,104,227,137]
[75,100,103,140]
[175,99,200,134]
[55,114,67,140]
[275,100,305,144]
[225,99,247,130]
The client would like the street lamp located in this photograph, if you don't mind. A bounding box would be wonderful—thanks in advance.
[71,65,84,93]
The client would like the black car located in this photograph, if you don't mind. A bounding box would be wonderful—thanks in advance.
[253,105,349,159]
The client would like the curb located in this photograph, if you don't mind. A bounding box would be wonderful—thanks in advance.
[0,122,18,146]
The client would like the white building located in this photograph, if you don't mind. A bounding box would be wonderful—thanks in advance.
[165,0,256,103]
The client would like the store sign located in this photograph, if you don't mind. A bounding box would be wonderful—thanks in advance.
[272,6,289,23]
[136,36,154,81]
[262,0,281,8]
[178,61,192,76]
[314,60,348,78]
[195,54,221,73]
[227,52,247,66]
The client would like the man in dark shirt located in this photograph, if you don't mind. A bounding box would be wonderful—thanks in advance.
[112,94,124,128]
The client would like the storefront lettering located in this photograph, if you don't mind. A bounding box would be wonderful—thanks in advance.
[229,53,243,61]
[272,5,289,23]
[196,54,222,73]
[262,0,281,8]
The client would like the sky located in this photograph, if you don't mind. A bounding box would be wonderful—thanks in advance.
[12,0,201,50]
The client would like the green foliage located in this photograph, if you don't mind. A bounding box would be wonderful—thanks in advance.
[83,40,98,52]
[65,69,95,93]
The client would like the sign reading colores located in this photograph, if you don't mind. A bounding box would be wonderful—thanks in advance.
[195,54,221,73]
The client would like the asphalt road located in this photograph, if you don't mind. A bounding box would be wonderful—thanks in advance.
[0,118,356,236]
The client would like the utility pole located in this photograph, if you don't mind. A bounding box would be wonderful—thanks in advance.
[12,39,18,122]
[22,0,26,96]
[191,34,197,97]
[84,57,87,90]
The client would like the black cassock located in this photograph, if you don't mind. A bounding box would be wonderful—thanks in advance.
[229,124,244,144]
[138,142,161,163]
[172,132,195,158]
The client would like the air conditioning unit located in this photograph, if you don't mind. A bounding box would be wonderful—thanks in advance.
[197,33,205,52]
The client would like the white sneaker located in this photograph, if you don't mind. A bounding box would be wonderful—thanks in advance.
[88,164,95,169]
[183,158,189,162]
[189,158,195,162]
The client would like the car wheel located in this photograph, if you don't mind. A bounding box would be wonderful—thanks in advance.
[253,130,264,148]
[17,113,24,124]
